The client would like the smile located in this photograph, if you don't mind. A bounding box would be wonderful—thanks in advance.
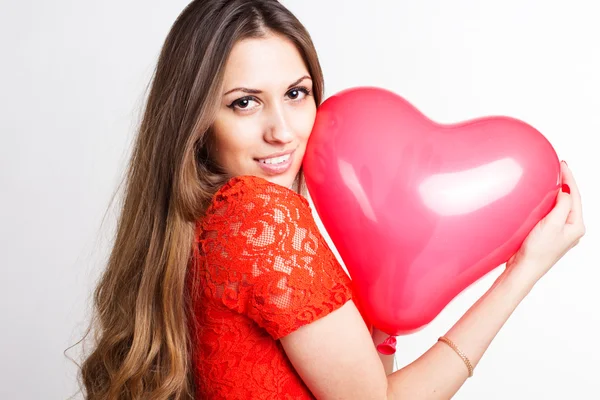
[255,150,295,175]
[258,154,291,165]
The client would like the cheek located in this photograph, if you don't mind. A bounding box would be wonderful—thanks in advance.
[292,104,317,141]
[212,116,258,157]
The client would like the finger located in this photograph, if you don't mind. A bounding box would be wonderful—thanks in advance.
[544,190,573,227]
[569,239,580,250]
[560,161,583,224]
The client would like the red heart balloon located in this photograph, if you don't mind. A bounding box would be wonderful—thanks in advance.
[303,87,560,335]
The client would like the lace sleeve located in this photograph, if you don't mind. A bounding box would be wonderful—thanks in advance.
[198,176,353,339]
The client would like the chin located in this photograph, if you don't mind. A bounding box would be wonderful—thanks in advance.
[261,169,299,190]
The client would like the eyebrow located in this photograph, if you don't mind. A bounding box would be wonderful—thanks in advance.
[223,75,312,96]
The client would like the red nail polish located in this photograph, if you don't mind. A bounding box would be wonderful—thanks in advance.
[562,184,571,194]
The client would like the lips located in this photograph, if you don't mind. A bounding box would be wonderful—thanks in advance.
[255,149,294,162]
[255,150,295,175]
[257,153,291,165]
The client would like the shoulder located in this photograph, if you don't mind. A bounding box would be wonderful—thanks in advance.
[197,175,312,233]
[216,175,308,205]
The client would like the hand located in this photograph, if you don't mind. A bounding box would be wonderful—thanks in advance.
[506,161,585,285]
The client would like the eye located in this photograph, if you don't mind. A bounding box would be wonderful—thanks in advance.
[227,96,259,111]
[286,86,311,101]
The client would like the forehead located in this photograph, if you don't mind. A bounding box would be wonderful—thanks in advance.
[222,34,309,90]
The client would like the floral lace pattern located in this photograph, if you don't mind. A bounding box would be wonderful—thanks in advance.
[188,176,353,399]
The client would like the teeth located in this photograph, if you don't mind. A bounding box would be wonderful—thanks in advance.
[259,154,290,165]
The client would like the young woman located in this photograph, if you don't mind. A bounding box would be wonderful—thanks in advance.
[79,1,585,399]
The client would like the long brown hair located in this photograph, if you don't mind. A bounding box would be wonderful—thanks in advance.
[75,1,324,398]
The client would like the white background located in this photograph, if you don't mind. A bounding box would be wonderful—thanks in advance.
[1,0,599,399]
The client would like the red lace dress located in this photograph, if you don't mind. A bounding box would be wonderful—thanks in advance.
[187,175,353,399]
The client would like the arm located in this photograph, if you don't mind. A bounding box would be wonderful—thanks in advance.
[282,266,529,399]
[385,266,529,399]
[281,162,585,399]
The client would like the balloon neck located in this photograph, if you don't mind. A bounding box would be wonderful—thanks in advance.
[376,335,397,355]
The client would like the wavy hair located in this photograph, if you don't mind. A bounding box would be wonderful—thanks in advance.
[73,1,324,398]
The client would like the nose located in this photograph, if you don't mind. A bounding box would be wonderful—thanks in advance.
[263,103,294,145]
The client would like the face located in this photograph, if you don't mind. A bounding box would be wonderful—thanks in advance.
[211,33,317,189]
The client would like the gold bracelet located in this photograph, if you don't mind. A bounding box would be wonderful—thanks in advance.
[438,336,474,377]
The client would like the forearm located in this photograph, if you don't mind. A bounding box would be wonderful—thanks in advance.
[386,268,534,399]
[372,328,395,375]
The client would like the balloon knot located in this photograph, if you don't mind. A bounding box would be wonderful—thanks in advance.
[376,335,397,355]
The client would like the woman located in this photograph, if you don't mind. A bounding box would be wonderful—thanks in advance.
[79,0,585,399]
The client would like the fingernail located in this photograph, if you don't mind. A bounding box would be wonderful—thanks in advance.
[562,184,571,194]
[562,160,568,167]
